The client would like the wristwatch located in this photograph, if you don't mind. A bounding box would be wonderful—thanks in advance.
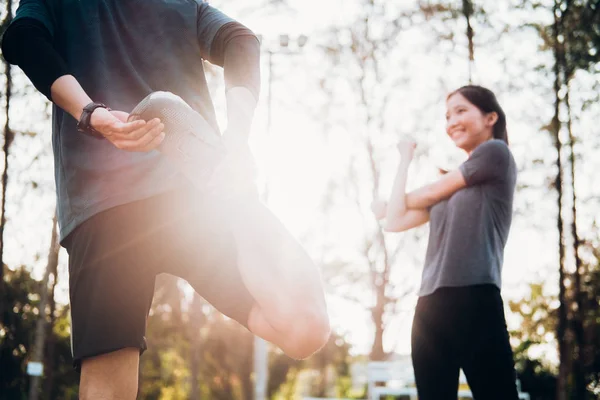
[76,102,111,139]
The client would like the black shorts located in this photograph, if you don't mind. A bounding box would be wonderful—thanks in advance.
[63,188,254,371]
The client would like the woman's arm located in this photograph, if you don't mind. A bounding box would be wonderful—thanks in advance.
[372,198,430,232]
[399,140,512,223]
[381,141,431,232]
[405,169,467,210]
[405,140,512,209]
[378,141,469,232]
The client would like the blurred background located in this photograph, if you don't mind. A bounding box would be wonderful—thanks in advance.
[0,0,599,399]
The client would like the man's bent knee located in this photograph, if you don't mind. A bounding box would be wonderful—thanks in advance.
[79,348,140,400]
[285,309,331,359]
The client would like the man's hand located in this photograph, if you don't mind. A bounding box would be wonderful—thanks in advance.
[90,108,165,152]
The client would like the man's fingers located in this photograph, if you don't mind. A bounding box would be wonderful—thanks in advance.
[126,118,162,140]
[111,123,165,152]
[112,118,160,139]
[136,131,166,152]
[103,120,146,139]
[131,122,165,151]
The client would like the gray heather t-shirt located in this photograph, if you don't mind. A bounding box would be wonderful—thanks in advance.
[419,139,517,296]
[13,0,235,241]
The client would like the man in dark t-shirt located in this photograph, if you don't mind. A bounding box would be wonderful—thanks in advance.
[2,0,330,397]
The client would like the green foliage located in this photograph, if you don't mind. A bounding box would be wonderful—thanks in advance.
[559,0,600,78]
[271,366,301,400]
[45,311,79,400]
[304,332,352,398]
[509,239,600,400]
[268,351,302,398]
[509,283,558,359]
[508,283,558,399]
[0,265,78,400]
[536,0,600,79]
[0,266,39,399]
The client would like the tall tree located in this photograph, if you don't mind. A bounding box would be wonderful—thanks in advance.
[461,0,475,82]
[550,2,570,396]
[0,0,13,305]
[539,1,600,397]
[559,2,600,397]
[41,230,63,400]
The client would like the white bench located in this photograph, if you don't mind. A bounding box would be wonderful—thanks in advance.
[367,361,530,400]
[367,361,471,399]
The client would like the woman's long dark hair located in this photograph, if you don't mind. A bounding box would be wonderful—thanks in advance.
[447,85,508,145]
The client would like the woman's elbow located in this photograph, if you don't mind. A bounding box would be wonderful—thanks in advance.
[383,220,409,233]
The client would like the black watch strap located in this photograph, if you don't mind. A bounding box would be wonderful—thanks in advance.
[76,102,110,139]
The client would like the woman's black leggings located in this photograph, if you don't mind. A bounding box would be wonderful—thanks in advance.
[411,284,520,400]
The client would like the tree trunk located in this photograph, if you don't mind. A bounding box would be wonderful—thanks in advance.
[565,81,587,399]
[238,332,253,400]
[189,293,204,400]
[28,213,59,400]
[462,0,475,82]
[0,0,13,306]
[42,233,60,400]
[553,3,570,399]
[370,286,386,361]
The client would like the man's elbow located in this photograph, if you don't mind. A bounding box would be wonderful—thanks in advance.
[227,33,260,57]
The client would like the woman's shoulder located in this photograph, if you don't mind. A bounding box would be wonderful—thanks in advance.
[472,139,513,162]
[477,138,509,152]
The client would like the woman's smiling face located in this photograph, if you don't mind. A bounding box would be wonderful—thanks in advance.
[445,92,496,154]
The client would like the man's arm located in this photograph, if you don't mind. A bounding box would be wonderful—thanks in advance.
[50,75,165,152]
[196,1,260,140]
[197,8,261,190]
[1,18,164,151]
[2,18,69,101]
[212,23,261,142]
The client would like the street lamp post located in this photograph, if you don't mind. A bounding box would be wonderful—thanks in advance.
[260,33,308,203]
[253,33,308,400]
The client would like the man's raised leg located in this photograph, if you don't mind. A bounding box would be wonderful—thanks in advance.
[225,197,331,359]
[164,192,331,360]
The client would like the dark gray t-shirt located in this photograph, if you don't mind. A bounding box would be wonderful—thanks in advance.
[13,0,235,240]
[419,139,517,296]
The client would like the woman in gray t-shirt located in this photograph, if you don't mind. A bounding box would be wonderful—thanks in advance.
[372,85,519,399]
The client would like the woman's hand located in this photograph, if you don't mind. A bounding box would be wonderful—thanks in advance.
[397,140,416,162]
[370,199,387,220]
